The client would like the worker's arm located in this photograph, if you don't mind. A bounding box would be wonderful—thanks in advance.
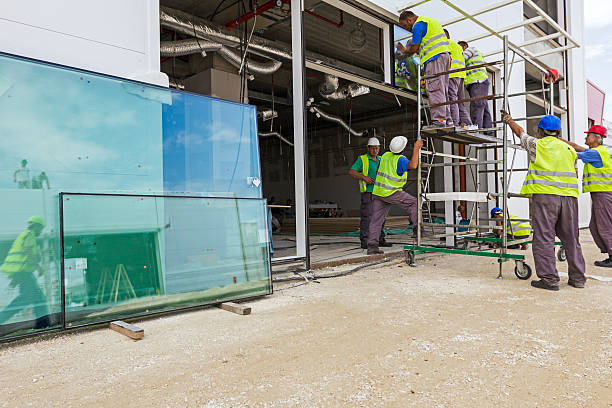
[500,110,524,139]
[348,169,374,184]
[408,139,424,170]
[494,220,502,237]
[559,138,586,152]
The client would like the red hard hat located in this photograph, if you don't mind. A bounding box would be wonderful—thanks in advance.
[585,125,607,138]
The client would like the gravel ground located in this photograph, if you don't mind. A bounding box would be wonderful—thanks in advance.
[0,231,611,408]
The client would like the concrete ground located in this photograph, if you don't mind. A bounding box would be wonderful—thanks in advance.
[1,231,611,408]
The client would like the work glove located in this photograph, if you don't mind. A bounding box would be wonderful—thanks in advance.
[500,110,512,124]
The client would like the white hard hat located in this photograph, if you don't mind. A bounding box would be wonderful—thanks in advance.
[367,137,380,146]
[389,136,408,153]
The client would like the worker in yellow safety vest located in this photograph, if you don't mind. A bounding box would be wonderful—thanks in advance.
[458,41,493,135]
[349,137,392,249]
[397,10,451,127]
[0,216,51,331]
[502,111,586,290]
[490,207,532,249]
[560,124,612,267]
[366,136,423,255]
[444,30,472,128]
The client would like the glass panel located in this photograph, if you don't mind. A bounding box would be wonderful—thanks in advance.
[0,52,266,340]
[61,194,271,326]
[393,24,419,92]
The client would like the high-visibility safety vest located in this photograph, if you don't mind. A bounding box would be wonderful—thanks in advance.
[520,137,579,198]
[448,39,466,79]
[508,215,532,237]
[464,47,488,85]
[358,154,381,193]
[372,152,407,197]
[394,60,410,89]
[0,230,39,277]
[583,145,612,193]
[414,16,450,65]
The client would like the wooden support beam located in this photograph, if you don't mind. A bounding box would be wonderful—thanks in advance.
[109,320,144,340]
[217,302,251,315]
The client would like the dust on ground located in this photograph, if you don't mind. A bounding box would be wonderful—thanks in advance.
[1,231,611,408]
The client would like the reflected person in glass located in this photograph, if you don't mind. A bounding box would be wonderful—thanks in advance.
[0,216,50,330]
[13,159,31,189]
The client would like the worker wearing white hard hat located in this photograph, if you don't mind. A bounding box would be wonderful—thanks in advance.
[367,136,424,255]
[349,137,392,249]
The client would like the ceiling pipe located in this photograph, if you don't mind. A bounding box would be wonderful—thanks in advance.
[226,0,291,30]
[309,106,368,137]
[304,9,344,28]
[259,131,294,146]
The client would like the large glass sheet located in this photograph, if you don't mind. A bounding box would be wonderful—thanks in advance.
[61,194,271,326]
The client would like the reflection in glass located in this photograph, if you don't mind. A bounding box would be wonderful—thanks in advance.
[62,194,271,326]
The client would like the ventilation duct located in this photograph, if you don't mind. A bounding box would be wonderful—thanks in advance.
[309,106,368,137]
[259,131,294,146]
[160,7,293,61]
[321,83,370,101]
[217,47,282,75]
[319,74,339,96]
[258,109,278,121]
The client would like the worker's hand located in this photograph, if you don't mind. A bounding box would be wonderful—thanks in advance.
[396,42,407,54]
[414,139,424,150]
[363,176,375,184]
[500,110,512,124]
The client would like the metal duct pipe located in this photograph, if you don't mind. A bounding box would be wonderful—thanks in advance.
[309,106,368,137]
[160,6,293,61]
[160,39,222,56]
[321,83,370,101]
[319,74,339,96]
[217,46,282,75]
[258,109,278,121]
[259,131,294,146]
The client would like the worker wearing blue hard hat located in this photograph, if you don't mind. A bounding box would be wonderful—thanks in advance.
[490,207,531,248]
[500,110,586,291]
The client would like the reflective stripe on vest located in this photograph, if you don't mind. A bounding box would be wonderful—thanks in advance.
[372,152,407,197]
[448,40,466,79]
[1,230,38,275]
[415,16,450,65]
[359,154,369,193]
[464,47,488,85]
[583,145,612,193]
[520,137,579,198]
[509,215,532,237]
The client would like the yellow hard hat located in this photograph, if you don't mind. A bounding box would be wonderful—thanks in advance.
[27,216,45,227]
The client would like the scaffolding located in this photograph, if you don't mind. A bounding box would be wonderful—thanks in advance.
[403,34,568,279]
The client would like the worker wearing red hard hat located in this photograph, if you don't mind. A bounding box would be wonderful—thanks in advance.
[501,110,586,290]
[561,124,612,268]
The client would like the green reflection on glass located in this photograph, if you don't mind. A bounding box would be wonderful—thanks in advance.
[62,194,271,326]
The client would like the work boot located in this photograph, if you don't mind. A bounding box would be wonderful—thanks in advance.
[568,280,585,289]
[379,241,393,247]
[367,243,383,255]
[530,279,559,291]
[594,257,612,268]
[360,241,368,249]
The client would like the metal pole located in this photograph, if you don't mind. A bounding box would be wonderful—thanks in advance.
[549,76,554,115]
[417,64,422,247]
[500,35,509,278]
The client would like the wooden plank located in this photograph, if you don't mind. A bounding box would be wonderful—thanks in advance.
[217,302,251,315]
[109,320,144,340]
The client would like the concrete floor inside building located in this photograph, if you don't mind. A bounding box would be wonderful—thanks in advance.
[1,230,610,407]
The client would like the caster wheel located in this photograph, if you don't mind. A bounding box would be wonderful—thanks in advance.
[557,246,567,262]
[405,251,416,267]
[514,262,532,280]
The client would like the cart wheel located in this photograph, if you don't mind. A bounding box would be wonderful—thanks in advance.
[514,261,532,280]
[557,246,567,262]
[405,251,416,267]
[459,241,468,250]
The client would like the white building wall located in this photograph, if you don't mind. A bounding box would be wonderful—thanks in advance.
[0,0,167,86]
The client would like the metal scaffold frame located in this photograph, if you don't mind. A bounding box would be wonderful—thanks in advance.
[404,34,567,279]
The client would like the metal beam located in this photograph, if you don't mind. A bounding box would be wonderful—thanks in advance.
[464,16,543,44]
[522,0,580,47]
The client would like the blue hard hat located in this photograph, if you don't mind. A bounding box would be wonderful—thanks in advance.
[490,207,503,218]
[537,115,561,131]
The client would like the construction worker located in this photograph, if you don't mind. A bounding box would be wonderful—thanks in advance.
[13,159,30,189]
[444,30,471,127]
[501,111,586,290]
[0,216,50,330]
[490,207,531,249]
[397,11,451,127]
[349,137,392,249]
[458,41,493,134]
[367,136,423,255]
[560,124,612,267]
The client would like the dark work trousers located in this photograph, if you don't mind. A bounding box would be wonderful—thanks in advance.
[360,192,386,244]
[590,191,612,257]
[467,79,493,135]
[368,191,419,245]
[531,194,586,286]
[448,77,472,126]
[425,53,452,125]
[0,272,50,328]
